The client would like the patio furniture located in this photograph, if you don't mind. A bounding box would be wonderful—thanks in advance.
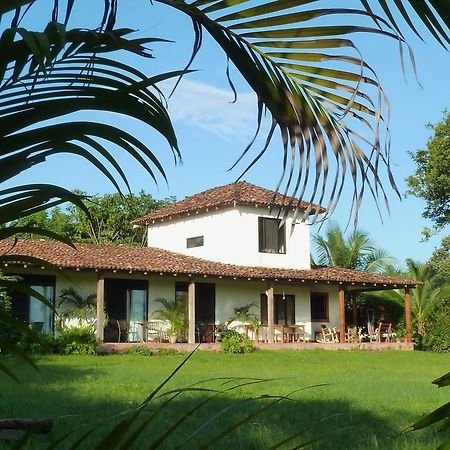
[214,323,227,342]
[318,325,338,343]
[273,325,284,342]
[146,321,166,343]
[30,321,45,333]
[117,320,128,343]
[257,324,268,342]
[197,322,215,343]
[376,322,393,342]
[284,324,306,343]
[346,325,362,343]
[244,324,258,341]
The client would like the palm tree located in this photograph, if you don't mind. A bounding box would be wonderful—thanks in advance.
[58,287,96,309]
[153,297,185,340]
[312,222,395,271]
[391,260,450,337]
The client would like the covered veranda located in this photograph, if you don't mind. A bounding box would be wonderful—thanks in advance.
[0,239,417,349]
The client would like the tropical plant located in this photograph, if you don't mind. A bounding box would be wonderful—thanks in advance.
[153,297,185,340]
[58,286,96,310]
[405,371,450,450]
[389,259,450,338]
[57,326,98,355]
[312,222,395,271]
[220,329,255,354]
[421,298,450,353]
[227,303,261,341]
[58,286,97,327]
[1,1,450,251]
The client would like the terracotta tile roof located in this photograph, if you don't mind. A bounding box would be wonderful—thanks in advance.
[131,181,326,225]
[0,239,417,288]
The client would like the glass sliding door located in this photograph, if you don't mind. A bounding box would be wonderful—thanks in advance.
[8,275,56,334]
[104,278,148,342]
[128,288,147,342]
[29,285,54,334]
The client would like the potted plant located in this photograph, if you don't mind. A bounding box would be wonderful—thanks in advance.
[228,303,260,343]
[153,298,185,343]
[58,287,98,329]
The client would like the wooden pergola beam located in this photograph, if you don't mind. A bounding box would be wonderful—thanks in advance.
[351,292,358,325]
[266,282,274,344]
[339,286,346,343]
[188,280,196,344]
[96,273,105,342]
[405,287,412,343]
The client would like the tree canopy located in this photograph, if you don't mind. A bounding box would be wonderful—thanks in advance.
[407,111,450,232]
[13,191,174,246]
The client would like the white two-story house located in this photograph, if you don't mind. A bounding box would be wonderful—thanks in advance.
[1,181,417,345]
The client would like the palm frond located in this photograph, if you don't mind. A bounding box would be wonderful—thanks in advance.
[157,0,450,223]
[0,23,186,241]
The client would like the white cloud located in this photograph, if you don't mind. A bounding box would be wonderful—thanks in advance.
[162,78,258,141]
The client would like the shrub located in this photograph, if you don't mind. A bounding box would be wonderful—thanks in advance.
[17,331,56,355]
[0,290,22,353]
[126,345,153,356]
[57,326,98,355]
[421,299,450,353]
[221,330,255,354]
[156,348,187,357]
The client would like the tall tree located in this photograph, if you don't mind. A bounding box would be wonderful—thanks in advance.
[14,191,174,246]
[312,222,395,271]
[429,236,450,286]
[407,111,450,232]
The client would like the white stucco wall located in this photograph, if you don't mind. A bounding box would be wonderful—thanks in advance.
[8,268,339,341]
[147,206,311,269]
[196,278,338,341]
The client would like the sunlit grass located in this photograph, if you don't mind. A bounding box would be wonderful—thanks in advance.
[0,350,448,449]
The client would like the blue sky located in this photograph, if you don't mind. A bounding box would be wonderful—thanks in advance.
[13,1,450,266]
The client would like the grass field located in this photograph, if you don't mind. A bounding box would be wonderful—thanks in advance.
[0,349,448,449]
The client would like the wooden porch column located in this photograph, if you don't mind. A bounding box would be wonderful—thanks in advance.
[266,282,274,344]
[96,273,105,342]
[351,292,358,325]
[339,285,346,343]
[405,287,412,343]
[188,280,196,344]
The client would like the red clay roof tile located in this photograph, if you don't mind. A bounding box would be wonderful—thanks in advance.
[0,239,417,288]
[131,181,325,225]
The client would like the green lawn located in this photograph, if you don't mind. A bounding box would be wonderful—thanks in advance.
[0,350,448,449]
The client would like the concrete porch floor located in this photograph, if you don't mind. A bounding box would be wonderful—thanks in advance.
[99,341,414,353]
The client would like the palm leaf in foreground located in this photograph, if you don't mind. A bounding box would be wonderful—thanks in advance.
[0,23,184,241]
[404,371,450,450]
[157,0,450,224]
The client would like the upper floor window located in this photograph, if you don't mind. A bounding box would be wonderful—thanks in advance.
[187,235,204,248]
[258,217,286,254]
[310,292,329,322]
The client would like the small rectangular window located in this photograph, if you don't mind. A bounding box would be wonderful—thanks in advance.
[187,235,204,248]
[310,292,329,322]
[258,217,286,254]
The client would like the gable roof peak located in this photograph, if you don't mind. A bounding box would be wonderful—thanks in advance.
[132,180,325,225]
